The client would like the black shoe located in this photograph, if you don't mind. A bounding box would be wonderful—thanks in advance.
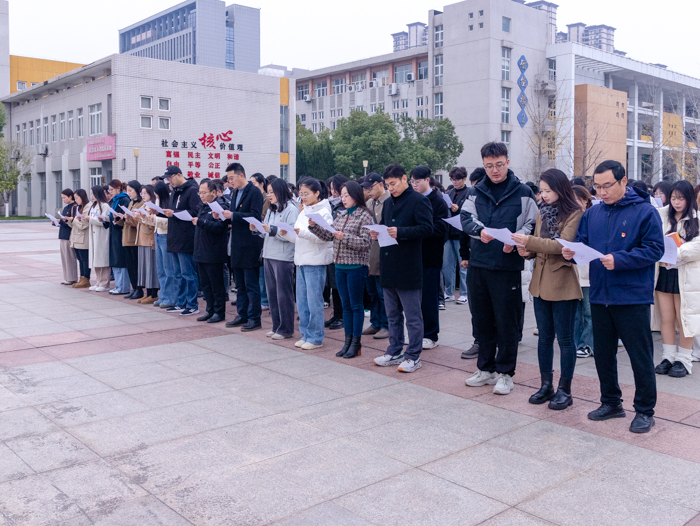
[124,290,136,299]
[336,335,352,357]
[225,315,247,328]
[343,336,362,359]
[240,319,262,332]
[329,319,343,330]
[529,373,555,405]
[588,403,626,421]
[361,325,381,336]
[207,314,224,324]
[669,361,688,378]
[548,379,573,410]
[655,359,673,375]
[180,308,199,316]
[461,343,479,359]
[196,313,213,322]
[629,413,655,433]
[324,317,336,328]
[129,289,144,300]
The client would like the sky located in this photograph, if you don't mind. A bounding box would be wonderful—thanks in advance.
[8,0,700,80]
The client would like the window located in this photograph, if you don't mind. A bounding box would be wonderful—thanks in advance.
[51,116,57,142]
[280,164,289,181]
[330,110,335,118]
[372,69,389,87]
[547,133,556,160]
[17,81,26,90]
[501,130,511,146]
[548,97,556,120]
[479,22,484,29]
[502,47,511,81]
[36,120,40,144]
[417,97,424,107]
[394,64,412,84]
[417,110,424,118]
[548,59,557,81]
[501,88,511,124]
[159,117,170,130]
[22,123,26,145]
[479,10,484,16]
[469,25,474,31]
[337,109,343,117]
[434,55,443,86]
[159,98,170,111]
[370,103,377,113]
[401,99,409,108]
[297,83,309,100]
[332,77,346,94]
[312,123,318,133]
[59,113,65,140]
[502,16,511,32]
[71,169,81,190]
[319,122,325,131]
[314,81,327,97]
[54,172,63,209]
[434,24,443,48]
[140,96,152,109]
[280,105,289,153]
[393,100,400,110]
[77,108,84,137]
[378,102,384,110]
[356,106,363,112]
[89,104,102,135]
[29,122,34,146]
[392,113,399,122]
[43,117,48,143]
[331,121,336,130]
[469,12,474,19]
[300,114,306,122]
[312,112,317,120]
[401,112,408,118]
[418,60,428,80]
[434,93,443,119]
[140,116,152,129]
[67,111,74,139]
[319,111,324,119]
[89,167,103,188]
[351,73,366,90]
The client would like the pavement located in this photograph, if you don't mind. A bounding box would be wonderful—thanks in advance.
[0,221,699,526]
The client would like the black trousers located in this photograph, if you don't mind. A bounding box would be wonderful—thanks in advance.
[422,267,441,342]
[74,249,90,279]
[124,245,140,290]
[327,264,343,320]
[590,304,656,416]
[233,266,261,321]
[198,262,226,318]
[468,267,522,376]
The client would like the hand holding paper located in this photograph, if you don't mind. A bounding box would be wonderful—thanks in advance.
[442,193,453,207]
[242,216,266,234]
[307,213,336,233]
[145,202,165,215]
[442,216,463,231]
[119,204,134,217]
[362,225,398,247]
[208,200,225,218]
[45,213,60,226]
[173,210,194,221]
[275,221,297,239]
[556,239,605,266]
[483,227,524,247]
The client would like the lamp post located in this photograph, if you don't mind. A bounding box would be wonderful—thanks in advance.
[363,160,368,177]
[133,148,140,180]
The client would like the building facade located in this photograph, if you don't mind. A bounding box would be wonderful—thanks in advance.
[118,0,260,73]
[392,22,428,53]
[11,56,85,94]
[3,54,294,217]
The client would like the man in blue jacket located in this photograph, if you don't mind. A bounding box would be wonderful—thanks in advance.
[564,160,663,433]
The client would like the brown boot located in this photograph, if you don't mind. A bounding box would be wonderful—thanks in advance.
[73,277,90,289]
[141,296,157,305]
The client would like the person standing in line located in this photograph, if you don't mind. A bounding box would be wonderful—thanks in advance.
[462,142,538,395]
[513,169,584,410]
[324,174,348,331]
[563,160,664,433]
[57,189,78,285]
[409,166,448,350]
[85,186,112,292]
[371,164,433,373]
[653,180,700,378]
[221,163,264,331]
[361,173,390,340]
[69,189,91,289]
[120,181,145,300]
[250,173,270,312]
[162,165,202,316]
[134,185,159,304]
[292,178,333,350]
[442,166,471,305]
[572,185,594,358]
[256,178,299,340]
[309,181,374,358]
[106,180,131,296]
[150,181,177,309]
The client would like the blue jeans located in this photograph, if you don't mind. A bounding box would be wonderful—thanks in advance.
[112,267,130,293]
[367,275,388,330]
[442,239,467,297]
[155,233,177,306]
[172,252,199,310]
[534,297,578,380]
[259,264,269,307]
[296,265,326,345]
[575,287,594,352]
[335,266,368,337]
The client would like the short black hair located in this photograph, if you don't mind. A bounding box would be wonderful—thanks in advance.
[200,179,217,191]
[410,166,431,180]
[226,163,245,176]
[594,160,625,181]
[526,181,540,194]
[449,166,467,180]
[571,177,586,187]
[221,175,228,183]
[469,167,487,184]
[481,142,509,160]
[382,164,406,180]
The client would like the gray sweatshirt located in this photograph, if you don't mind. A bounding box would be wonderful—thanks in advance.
[259,203,300,262]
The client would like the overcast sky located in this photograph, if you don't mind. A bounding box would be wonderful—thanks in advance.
[8,0,700,79]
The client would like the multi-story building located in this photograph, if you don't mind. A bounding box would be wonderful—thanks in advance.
[392,23,428,52]
[118,0,260,73]
[292,0,700,184]
[3,54,294,217]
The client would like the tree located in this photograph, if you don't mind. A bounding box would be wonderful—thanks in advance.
[0,139,32,212]
[0,105,7,138]
[296,117,335,180]
[397,116,464,174]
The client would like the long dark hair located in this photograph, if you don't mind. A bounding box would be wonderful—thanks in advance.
[653,181,673,205]
[341,181,370,215]
[668,180,699,242]
[268,178,292,212]
[61,188,74,200]
[250,173,268,193]
[74,189,89,213]
[141,184,156,204]
[327,174,348,197]
[572,185,592,210]
[539,169,580,221]
[298,177,328,201]
[127,180,142,202]
[90,185,109,213]
[154,181,171,208]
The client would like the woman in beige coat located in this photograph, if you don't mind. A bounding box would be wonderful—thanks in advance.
[513,169,583,410]
[85,186,112,291]
[68,189,91,288]
[135,185,160,304]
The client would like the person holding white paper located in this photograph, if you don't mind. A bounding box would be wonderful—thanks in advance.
[86,185,112,291]
[133,185,159,305]
[56,189,79,286]
[652,180,700,378]
[442,166,471,305]
[121,180,146,301]
[68,189,92,289]
[106,180,131,295]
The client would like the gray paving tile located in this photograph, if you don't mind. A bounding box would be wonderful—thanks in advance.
[4,323,73,338]
[274,502,374,526]
[86,496,193,525]
[0,443,33,484]
[216,342,304,364]
[121,377,228,409]
[65,350,155,374]
[159,353,247,375]
[479,509,554,526]
[194,365,290,394]
[260,354,357,379]
[0,386,25,412]
[0,407,59,441]
[1,361,83,384]
[125,342,214,362]
[0,474,84,526]
[236,375,343,411]
[303,367,402,395]
[6,430,98,472]
[88,362,185,390]
[335,469,508,526]
[64,317,127,331]
[6,374,112,405]
[518,475,697,526]
[38,391,150,427]
[114,312,173,324]
[353,382,462,415]
[189,333,265,352]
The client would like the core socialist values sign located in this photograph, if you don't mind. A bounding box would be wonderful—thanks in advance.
[161,131,243,178]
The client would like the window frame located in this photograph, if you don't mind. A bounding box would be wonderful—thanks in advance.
[77,108,84,138]
[88,104,102,136]
[59,112,66,141]
[297,83,309,100]
[140,115,153,129]
[17,81,27,90]
[51,115,57,142]
[434,93,443,120]
[67,110,74,139]
[434,55,443,86]
[394,64,412,84]
[502,16,511,32]
[158,117,170,130]
[501,88,511,124]
[158,98,171,111]
[313,81,328,98]
[502,47,511,81]
[331,77,346,95]
[417,60,428,80]
[140,96,153,110]
[434,24,444,48]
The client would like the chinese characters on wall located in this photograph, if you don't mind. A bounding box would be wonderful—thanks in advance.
[161,131,243,178]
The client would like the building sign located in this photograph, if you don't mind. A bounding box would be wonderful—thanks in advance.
[161,131,243,178]
[87,135,116,161]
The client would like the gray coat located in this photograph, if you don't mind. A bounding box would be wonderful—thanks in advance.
[259,203,300,262]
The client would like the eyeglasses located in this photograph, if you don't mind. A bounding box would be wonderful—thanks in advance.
[484,163,507,172]
[299,192,313,198]
[592,181,621,192]
[449,177,464,181]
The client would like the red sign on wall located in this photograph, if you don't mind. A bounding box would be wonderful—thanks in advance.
[87,136,116,161]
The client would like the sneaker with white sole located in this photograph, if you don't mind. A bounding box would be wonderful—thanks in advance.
[301,342,323,350]
[266,331,275,337]
[493,373,514,395]
[422,338,439,350]
[166,306,185,313]
[438,303,446,311]
[180,308,200,316]
[89,286,97,291]
[95,286,109,292]
[444,295,455,302]
[398,358,422,373]
[294,339,306,348]
[576,346,593,358]
[456,296,468,305]
[374,353,405,367]
[466,370,497,387]
[271,333,288,340]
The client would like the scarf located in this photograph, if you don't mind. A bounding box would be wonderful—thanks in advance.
[539,202,560,239]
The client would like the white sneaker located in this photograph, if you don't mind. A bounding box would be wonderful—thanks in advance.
[301,342,323,350]
[493,373,514,395]
[294,339,306,348]
[95,286,109,292]
[374,353,405,367]
[465,370,497,387]
[444,295,455,302]
[456,296,468,305]
[266,331,275,337]
[89,286,97,291]
[422,338,439,350]
[271,333,287,340]
[398,358,422,373]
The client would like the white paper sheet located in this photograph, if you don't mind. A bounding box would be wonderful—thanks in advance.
[45,213,59,226]
[274,221,297,239]
[591,200,603,206]
[208,199,225,218]
[242,216,266,233]
[119,204,134,217]
[442,215,463,231]
[307,213,337,233]
[106,205,120,217]
[442,193,453,207]
[556,239,605,266]
[653,197,664,207]
[57,211,66,219]
[362,225,399,247]
[173,210,194,221]
[483,227,524,247]
[75,210,83,219]
[660,236,678,266]
[133,208,149,216]
[145,201,165,214]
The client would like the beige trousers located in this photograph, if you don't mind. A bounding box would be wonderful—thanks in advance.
[60,239,78,283]
[94,267,111,288]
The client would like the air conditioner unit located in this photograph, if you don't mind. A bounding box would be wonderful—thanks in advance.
[389,83,399,96]
[347,85,355,92]
[368,81,377,88]
[303,94,311,102]
[406,73,415,82]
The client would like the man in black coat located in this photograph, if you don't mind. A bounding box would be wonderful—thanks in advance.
[410,167,448,350]
[193,179,229,324]
[221,163,264,331]
[370,164,433,373]
[442,166,471,304]
[162,166,203,316]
